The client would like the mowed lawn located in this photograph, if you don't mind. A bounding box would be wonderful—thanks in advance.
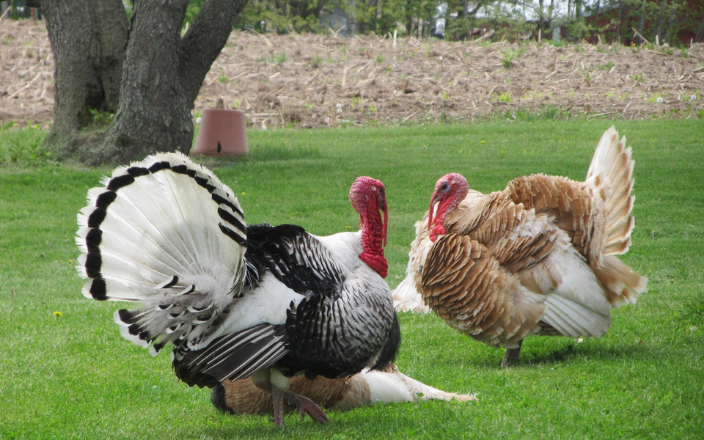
[1,119,702,439]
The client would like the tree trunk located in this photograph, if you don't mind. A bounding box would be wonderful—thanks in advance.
[654,0,668,41]
[547,0,556,33]
[31,0,127,151]
[405,0,414,38]
[46,0,248,166]
[696,14,704,42]
[36,0,247,165]
[90,0,190,165]
[347,0,356,37]
[664,0,678,45]
[369,0,378,33]
[594,0,601,37]
[458,0,468,19]
[637,0,646,36]
[616,1,624,43]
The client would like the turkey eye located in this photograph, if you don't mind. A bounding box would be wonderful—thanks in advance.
[440,183,449,191]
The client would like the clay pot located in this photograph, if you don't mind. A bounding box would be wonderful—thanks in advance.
[192,109,249,157]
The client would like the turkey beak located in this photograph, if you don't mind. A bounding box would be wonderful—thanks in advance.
[378,190,388,247]
[427,191,441,231]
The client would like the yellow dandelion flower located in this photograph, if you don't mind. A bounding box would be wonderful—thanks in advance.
[53,311,63,317]
[345,226,351,229]
[68,259,73,263]
[480,140,486,144]
[241,192,246,195]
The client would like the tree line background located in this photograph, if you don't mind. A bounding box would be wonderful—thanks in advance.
[5,0,701,166]
[183,0,703,45]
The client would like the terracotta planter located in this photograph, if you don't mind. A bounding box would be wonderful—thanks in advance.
[192,109,249,157]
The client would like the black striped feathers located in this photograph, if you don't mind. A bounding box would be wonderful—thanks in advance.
[76,152,247,302]
[76,152,249,356]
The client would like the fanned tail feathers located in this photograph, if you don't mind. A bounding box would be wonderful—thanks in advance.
[586,126,636,257]
[76,152,248,355]
[585,127,647,306]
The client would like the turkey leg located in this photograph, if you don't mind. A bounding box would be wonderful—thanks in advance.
[501,340,523,368]
[273,386,331,425]
[253,370,330,429]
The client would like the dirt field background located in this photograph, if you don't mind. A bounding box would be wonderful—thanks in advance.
[2,19,703,129]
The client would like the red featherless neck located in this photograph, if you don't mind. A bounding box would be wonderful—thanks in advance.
[349,176,388,278]
[427,173,468,242]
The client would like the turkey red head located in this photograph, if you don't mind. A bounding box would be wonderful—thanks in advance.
[349,176,388,278]
[427,173,468,242]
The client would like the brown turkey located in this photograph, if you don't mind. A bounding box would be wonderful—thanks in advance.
[212,364,475,416]
[392,127,648,367]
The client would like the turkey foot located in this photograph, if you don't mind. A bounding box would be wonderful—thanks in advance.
[284,389,330,424]
[501,340,523,368]
[270,385,330,429]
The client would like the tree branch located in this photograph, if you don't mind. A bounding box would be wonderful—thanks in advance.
[467,0,486,16]
[178,0,249,103]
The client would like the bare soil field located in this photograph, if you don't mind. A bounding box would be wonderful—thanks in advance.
[2,19,703,129]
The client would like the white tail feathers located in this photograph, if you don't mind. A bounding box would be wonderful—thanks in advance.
[584,127,647,308]
[542,294,611,339]
[392,275,430,313]
[586,126,636,257]
[76,152,248,354]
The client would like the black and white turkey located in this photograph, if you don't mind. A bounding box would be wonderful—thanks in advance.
[76,152,399,429]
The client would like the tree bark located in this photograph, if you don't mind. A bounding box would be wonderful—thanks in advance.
[36,0,247,165]
[89,0,190,165]
[369,0,378,33]
[404,0,414,38]
[616,0,624,43]
[91,0,247,165]
[347,0,356,37]
[696,14,704,42]
[654,0,668,41]
[664,0,678,45]
[32,0,127,151]
[594,0,601,36]
[637,0,646,36]
[458,0,468,19]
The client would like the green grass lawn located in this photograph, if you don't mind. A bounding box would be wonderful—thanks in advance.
[1,119,703,439]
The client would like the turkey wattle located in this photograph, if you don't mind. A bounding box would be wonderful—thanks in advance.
[392,127,647,367]
[76,152,398,429]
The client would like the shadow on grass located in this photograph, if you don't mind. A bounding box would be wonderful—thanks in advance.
[454,338,652,370]
[514,340,649,367]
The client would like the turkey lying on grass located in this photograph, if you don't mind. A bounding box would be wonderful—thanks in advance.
[76,152,399,429]
[212,363,476,416]
[392,127,648,367]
